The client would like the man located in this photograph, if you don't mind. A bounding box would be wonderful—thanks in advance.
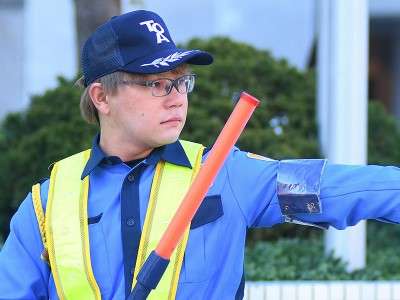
[0,9,400,300]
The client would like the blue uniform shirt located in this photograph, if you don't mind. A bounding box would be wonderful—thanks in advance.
[1,137,400,299]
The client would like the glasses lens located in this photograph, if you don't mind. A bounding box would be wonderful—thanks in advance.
[151,79,172,97]
[176,75,195,94]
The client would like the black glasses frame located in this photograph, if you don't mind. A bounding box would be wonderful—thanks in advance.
[119,74,196,97]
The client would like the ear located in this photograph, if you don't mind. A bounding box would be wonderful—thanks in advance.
[88,83,110,115]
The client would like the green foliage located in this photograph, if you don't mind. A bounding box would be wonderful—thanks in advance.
[245,221,400,280]
[245,238,349,280]
[181,37,319,159]
[362,221,400,279]
[0,77,97,233]
[368,101,400,165]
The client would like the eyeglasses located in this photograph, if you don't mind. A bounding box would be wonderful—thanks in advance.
[119,74,196,97]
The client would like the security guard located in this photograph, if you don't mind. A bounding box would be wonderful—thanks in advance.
[1,10,400,300]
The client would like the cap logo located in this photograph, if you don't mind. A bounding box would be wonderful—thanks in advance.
[141,51,193,68]
[139,19,170,44]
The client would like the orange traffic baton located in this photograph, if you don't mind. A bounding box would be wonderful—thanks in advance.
[129,91,260,299]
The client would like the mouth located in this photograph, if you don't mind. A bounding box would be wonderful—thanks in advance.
[160,117,182,125]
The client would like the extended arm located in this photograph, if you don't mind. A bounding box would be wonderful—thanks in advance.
[225,149,400,229]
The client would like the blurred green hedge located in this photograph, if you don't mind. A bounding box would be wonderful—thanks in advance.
[245,221,400,280]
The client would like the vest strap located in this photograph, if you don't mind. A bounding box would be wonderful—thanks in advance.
[46,149,101,300]
[132,140,204,299]
[31,183,49,263]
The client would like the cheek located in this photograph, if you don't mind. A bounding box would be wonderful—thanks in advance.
[135,111,155,130]
[182,102,188,119]
[137,111,150,122]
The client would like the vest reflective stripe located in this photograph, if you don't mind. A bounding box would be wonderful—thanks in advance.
[32,183,50,263]
[32,183,46,249]
[46,149,101,300]
[132,140,204,300]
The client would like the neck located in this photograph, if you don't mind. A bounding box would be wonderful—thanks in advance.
[99,131,153,162]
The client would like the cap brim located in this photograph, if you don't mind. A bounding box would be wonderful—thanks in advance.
[120,48,213,74]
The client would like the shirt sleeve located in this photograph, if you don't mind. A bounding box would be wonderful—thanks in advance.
[224,148,284,227]
[0,186,50,299]
[225,149,400,229]
[293,163,400,229]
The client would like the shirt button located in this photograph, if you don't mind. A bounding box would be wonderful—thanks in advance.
[127,174,135,182]
[126,218,135,226]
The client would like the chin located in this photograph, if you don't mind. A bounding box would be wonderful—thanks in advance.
[163,135,180,145]
[152,126,183,147]
[151,134,180,147]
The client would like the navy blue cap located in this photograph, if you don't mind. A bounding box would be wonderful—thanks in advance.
[82,10,213,86]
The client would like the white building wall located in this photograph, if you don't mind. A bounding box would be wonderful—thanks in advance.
[24,0,77,106]
[0,0,77,121]
[122,0,316,70]
[0,0,24,120]
[2,0,400,122]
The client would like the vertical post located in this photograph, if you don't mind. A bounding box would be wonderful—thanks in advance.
[317,0,369,270]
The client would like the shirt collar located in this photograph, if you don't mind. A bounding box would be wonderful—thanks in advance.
[81,134,192,179]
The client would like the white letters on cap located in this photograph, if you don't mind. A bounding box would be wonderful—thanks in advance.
[140,19,170,44]
[141,51,193,68]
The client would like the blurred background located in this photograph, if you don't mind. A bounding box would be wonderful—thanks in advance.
[1,0,400,296]
[2,0,400,121]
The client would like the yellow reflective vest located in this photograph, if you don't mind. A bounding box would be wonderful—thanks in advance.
[32,140,204,299]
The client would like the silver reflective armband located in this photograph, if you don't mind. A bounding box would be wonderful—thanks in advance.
[277,159,327,216]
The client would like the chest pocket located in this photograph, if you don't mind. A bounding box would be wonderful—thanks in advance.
[181,195,224,283]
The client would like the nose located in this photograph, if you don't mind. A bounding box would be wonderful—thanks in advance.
[162,87,186,109]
